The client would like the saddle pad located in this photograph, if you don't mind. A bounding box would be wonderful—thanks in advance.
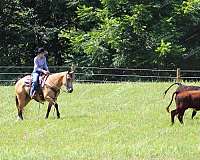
[23,75,32,87]
[23,75,47,87]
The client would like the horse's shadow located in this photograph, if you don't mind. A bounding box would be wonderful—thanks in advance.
[32,114,91,121]
[59,114,91,120]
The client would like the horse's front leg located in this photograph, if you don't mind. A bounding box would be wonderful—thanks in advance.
[45,103,53,119]
[54,103,60,119]
[44,96,60,119]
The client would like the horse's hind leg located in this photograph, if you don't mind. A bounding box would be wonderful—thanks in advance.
[16,95,23,120]
[16,98,24,120]
[16,94,30,120]
[15,96,22,120]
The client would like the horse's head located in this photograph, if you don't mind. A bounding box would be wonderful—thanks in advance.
[65,71,75,93]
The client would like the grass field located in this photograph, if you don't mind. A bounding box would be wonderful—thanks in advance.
[1,82,200,160]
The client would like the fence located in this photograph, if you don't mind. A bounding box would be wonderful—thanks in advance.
[0,66,200,83]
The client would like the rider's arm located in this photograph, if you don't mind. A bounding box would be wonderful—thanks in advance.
[33,57,49,74]
[43,57,49,72]
[33,57,42,73]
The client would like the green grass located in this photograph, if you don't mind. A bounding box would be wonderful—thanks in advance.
[1,82,200,159]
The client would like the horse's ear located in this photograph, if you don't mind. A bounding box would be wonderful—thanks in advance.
[67,67,71,73]
[70,70,75,80]
[66,64,76,74]
[71,64,76,72]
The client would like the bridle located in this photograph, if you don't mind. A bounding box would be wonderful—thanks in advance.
[45,71,74,94]
[65,71,74,93]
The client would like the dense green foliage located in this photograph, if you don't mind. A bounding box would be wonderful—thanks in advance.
[0,0,200,69]
[1,83,200,159]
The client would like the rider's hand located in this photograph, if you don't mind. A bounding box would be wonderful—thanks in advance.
[43,70,50,75]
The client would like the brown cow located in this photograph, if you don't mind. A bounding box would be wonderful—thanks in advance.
[164,82,200,119]
[167,90,200,125]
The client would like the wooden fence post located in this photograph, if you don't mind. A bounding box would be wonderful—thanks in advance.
[176,68,181,82]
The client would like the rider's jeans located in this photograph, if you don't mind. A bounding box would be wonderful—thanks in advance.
[30,72,40,96]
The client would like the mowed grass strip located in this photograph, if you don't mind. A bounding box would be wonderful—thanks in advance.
[0,83,200,160]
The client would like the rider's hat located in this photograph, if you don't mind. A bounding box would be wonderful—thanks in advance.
[35,47,48,55]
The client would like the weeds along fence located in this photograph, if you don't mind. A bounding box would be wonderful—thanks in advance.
[0,66,200,84]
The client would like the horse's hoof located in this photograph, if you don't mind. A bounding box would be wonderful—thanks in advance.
[16,116,23,121]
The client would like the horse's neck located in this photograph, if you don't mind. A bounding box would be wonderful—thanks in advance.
[46,72,65,88]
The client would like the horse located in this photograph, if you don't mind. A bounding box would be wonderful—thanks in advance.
[15,71,75,120]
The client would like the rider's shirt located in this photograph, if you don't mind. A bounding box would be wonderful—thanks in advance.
[33,56,48,73]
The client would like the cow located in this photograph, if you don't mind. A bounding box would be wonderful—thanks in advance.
[167,90,200,124]
[164,82,200,119]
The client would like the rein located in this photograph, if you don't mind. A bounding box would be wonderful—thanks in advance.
[44,73,68,94]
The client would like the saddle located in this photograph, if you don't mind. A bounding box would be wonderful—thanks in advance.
[23,74,49,102]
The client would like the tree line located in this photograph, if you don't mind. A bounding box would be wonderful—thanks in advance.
[0,0,200,69]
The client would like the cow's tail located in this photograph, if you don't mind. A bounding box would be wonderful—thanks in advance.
[163,82,182,98]
[166,92,177,113]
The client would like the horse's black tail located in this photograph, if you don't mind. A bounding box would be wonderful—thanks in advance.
[15,96,19,107]
[163,82,182,98]
[166,92,177,113]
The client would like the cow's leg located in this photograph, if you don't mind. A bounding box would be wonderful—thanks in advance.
[192,110,197,119]
[45,103,53,119]
[178,109,186,124]
[54,103,60,119]
[171,109,178,125]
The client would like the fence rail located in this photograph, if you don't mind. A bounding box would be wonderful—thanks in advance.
[0,66,200,83]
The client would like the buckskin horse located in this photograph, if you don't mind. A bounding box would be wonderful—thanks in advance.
[15,71,74,120]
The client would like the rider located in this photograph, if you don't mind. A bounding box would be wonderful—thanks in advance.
[30,47,50,98]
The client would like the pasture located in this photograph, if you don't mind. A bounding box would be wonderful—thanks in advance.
[0,82,200,159]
